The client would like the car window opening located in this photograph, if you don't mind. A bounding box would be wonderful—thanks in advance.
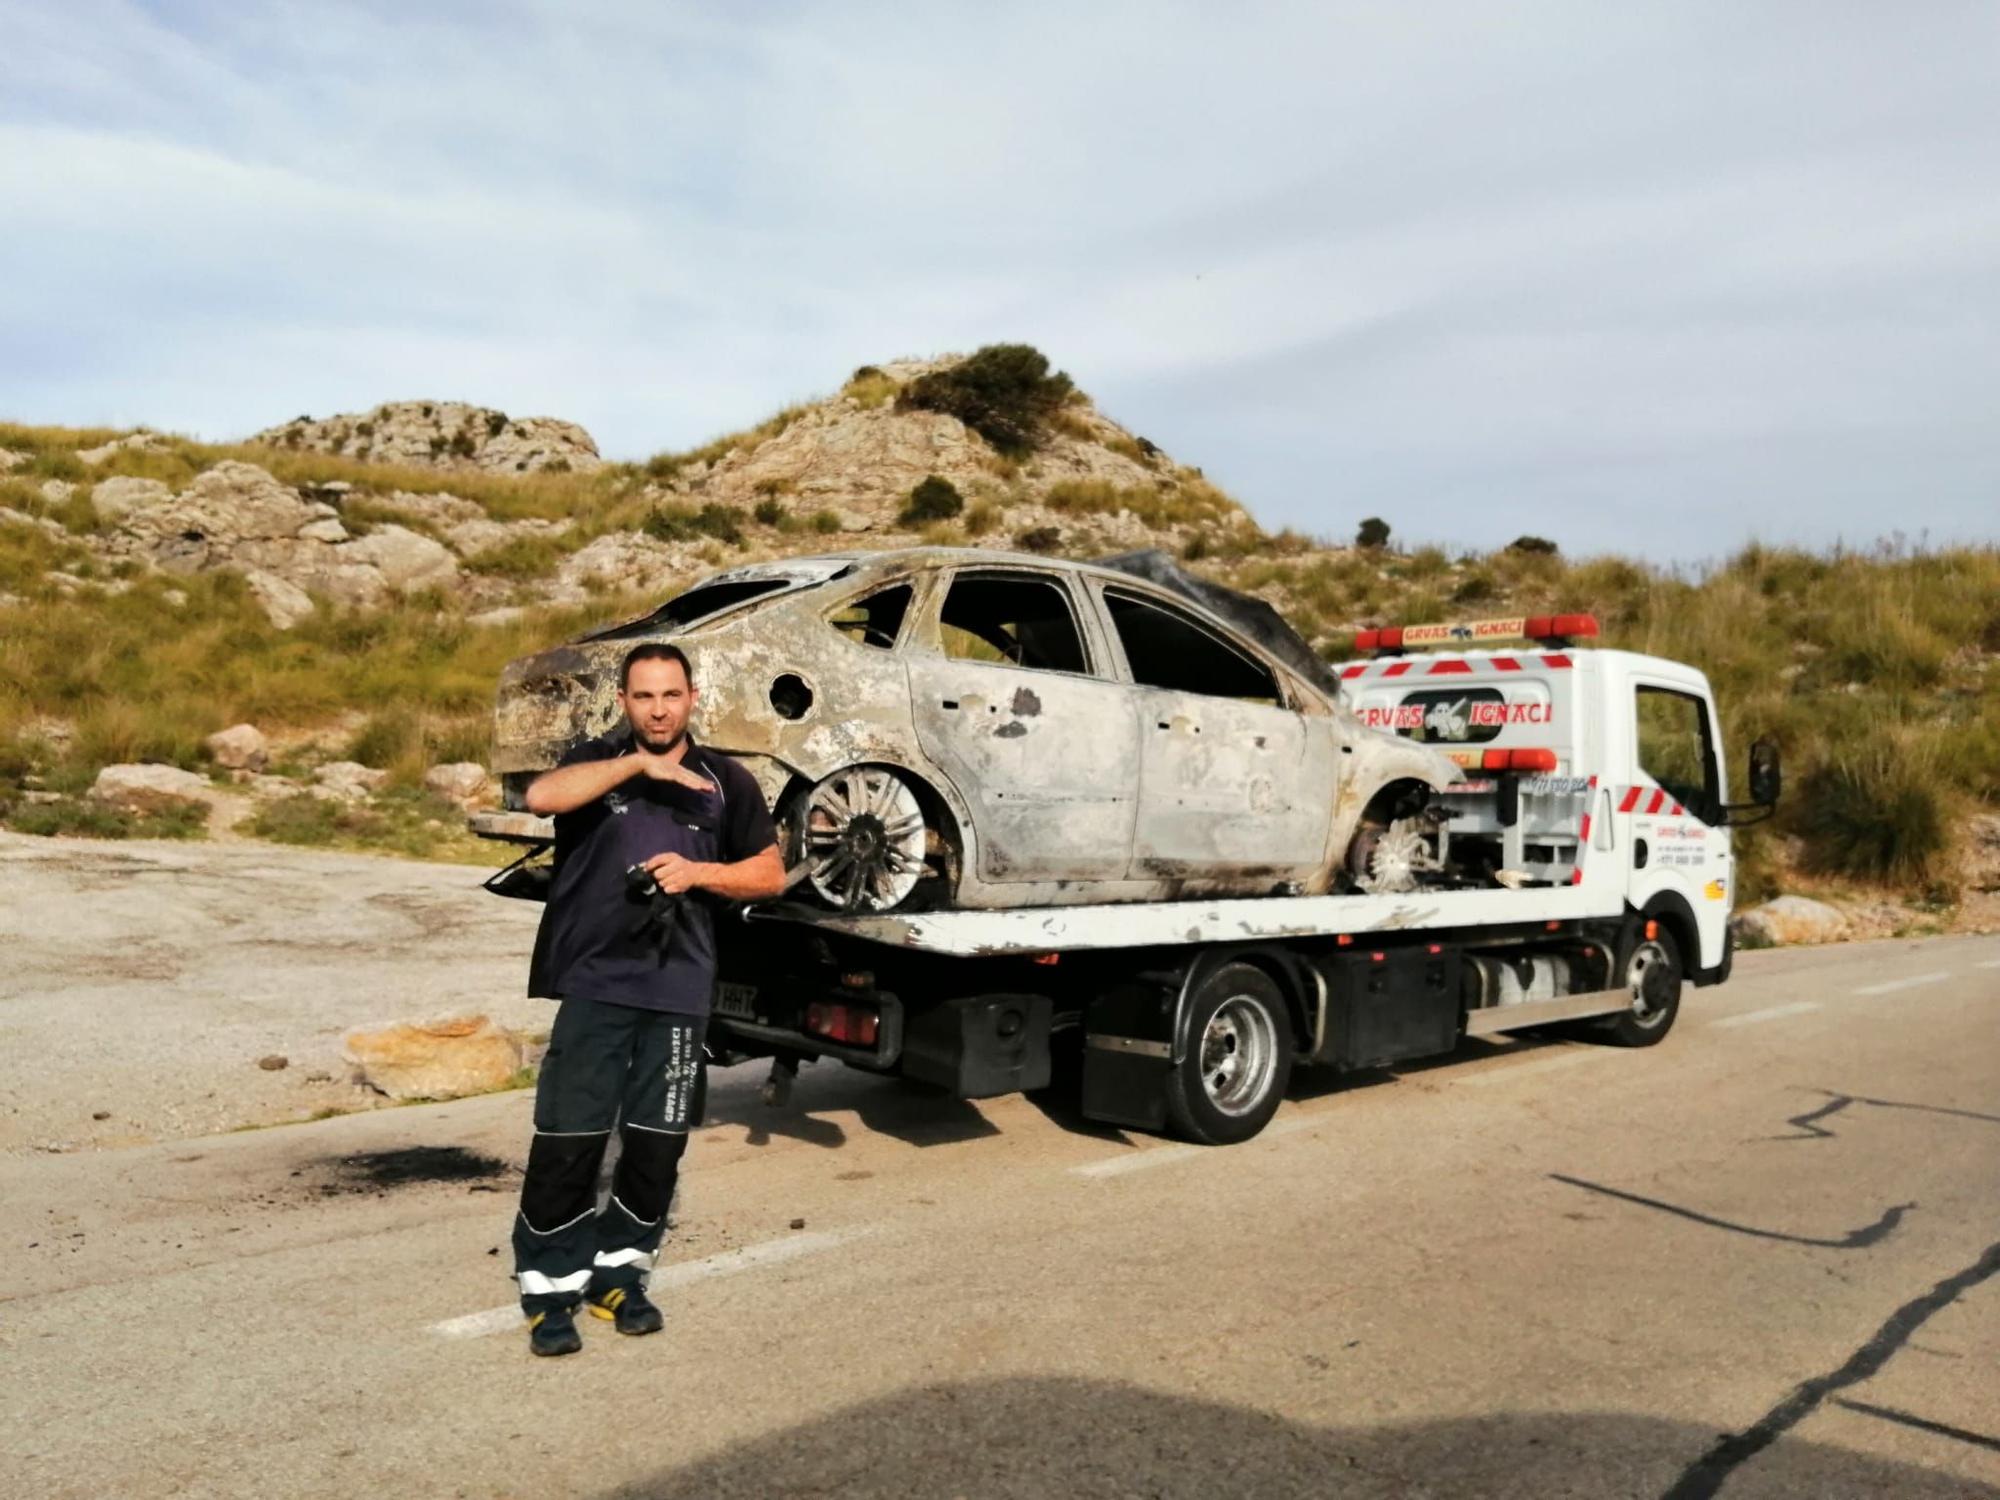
[587,578,793,640]
[1104,589,1281,703]
[938,574,1090,675]
[829,584,913,650]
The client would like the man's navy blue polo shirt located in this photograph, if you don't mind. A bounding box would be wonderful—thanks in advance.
[527,730,778,1016]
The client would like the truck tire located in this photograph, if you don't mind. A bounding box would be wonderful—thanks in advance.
[1164,964,1294,1145]
[1595,925,1683,1047]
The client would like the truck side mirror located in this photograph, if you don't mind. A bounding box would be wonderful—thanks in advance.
[1748,738,1781,807]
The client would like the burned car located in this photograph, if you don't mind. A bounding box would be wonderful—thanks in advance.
[478,547,1461,912]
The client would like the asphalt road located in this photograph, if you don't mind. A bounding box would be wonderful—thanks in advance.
[3,933,1996,1499]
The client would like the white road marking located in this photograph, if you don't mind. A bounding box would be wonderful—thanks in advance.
[1852,972,1952,997]
[430,1227,875,1339]
[1071,1145,1205,1179]
[1711,1001,1822,1029]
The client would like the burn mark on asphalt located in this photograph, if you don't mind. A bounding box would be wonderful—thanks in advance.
[314,1146,512,1196]
[1548,1174,1913,1250]
[993,721,1028,739]
[1662,1239,2000,1498]
[1010,687,1042,717]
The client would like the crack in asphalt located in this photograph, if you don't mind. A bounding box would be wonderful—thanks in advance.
[1660,1239,2000,1499]
[1548,1174,1914,1251]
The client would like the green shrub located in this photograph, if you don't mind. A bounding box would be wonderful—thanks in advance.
[898,344,1075,457]
[644,503,743,546]
[1356,517,1391,550]
[485,411,508,437]
[1015,525,1061,555]
[1799,739,1952,886]
[752,496,786,527]
[900,475,964,526]
[963,500,1001,537]
[466,531,575,580]
[8,797,207,841]
[810,509,842,535]
[1508,535,1559,555]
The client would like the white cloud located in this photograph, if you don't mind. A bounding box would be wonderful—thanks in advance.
[0,0,1994,556]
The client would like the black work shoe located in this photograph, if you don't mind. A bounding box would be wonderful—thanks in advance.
[588,1285,664,1336]
[527,1306,582,1357]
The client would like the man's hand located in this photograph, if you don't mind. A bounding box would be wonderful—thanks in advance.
[641,851,707,895]
[636,749,719,796]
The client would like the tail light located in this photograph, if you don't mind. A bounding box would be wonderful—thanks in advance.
[804,1000,880,1048]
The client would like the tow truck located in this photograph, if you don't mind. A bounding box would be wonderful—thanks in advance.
[697,613,1780,1144]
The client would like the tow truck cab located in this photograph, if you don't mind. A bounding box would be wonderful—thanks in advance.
[693,612,1779,1145]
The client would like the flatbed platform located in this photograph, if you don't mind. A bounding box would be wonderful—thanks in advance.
[744,883,1621,957]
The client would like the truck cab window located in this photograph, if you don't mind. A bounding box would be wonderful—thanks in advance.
[1635,686,1719,822]
[937,574,1090,674]
[1104,589,1281,703]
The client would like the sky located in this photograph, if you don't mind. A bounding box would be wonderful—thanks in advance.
[2,0,1995,559]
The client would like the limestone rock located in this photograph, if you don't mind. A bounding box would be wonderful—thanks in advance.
[423,762,492,809]
[341,523,458,594]
[41,479,75,504]
[88,763,214,814]
[550,531,700,601]
[243,568,315,629]
[1733,895,1850,948]
[204,724,268,772]
[296,517,349,544]
[90,475,172,523]
[343,1014,522,1101]
[0,446,25,471]
[77,431,168,465]
[250,402,603,475]
[314,761,390,801]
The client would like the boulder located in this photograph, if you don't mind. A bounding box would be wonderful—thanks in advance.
[314,761,390,801]
[342,524,458,594]
[1732,895,1850,948]
[423,762,492,808]
[249,402,603,475]
[88,763,214,814]
[242,568,314,629]
[77,432,168,465]
[204,723,268,772]
[343,1014,522,1101]
[90,475,172,523]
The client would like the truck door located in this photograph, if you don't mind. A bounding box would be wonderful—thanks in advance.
[907,568,1140,882]
[1623,679,1731,965]
[1096,585,1335,878]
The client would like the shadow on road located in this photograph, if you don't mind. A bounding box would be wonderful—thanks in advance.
[593,1374,1990,1499]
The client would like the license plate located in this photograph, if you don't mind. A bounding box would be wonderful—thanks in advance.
[714,982,759,1022]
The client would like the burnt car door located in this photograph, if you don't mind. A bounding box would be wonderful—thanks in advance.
[1093,583,1337,880]
[906,566,1140,882]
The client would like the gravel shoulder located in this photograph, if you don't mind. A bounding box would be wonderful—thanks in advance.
[0,830,548,1153]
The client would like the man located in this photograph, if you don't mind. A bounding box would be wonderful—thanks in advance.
[511,642,785,1356]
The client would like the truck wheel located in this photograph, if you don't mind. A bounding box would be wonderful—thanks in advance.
[1596,926,1683,1047]
[1164,964,1294,1145]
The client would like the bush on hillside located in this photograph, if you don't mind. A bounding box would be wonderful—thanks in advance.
[1356,517,1391,549]
[645,502,744,547]
[1508,535,1559,555]
[898,344,1075,457]
[900,475,964,526]
[1015,525,1061,554]
[1799,739,1952,887]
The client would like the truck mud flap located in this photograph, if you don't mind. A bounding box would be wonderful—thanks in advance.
[1080,1036,1171,1131]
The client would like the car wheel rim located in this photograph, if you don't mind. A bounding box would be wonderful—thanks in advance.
[804,768,927,911]
[1198,996,1278,1117]
[1625,941,1673,1025]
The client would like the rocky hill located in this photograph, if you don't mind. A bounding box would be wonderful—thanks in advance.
[250,401,602,475]
[1,344,1995,941]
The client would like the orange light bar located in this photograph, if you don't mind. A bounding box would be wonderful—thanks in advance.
[1355,614,1599,653]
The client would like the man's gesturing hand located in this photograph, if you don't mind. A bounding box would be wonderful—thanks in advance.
[636,750,719,795]
[641,851,707,895]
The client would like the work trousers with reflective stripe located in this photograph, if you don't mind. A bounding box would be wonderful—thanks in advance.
[512,999,706,1314]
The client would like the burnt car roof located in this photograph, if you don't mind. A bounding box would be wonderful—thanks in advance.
[581,546,1339,696]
